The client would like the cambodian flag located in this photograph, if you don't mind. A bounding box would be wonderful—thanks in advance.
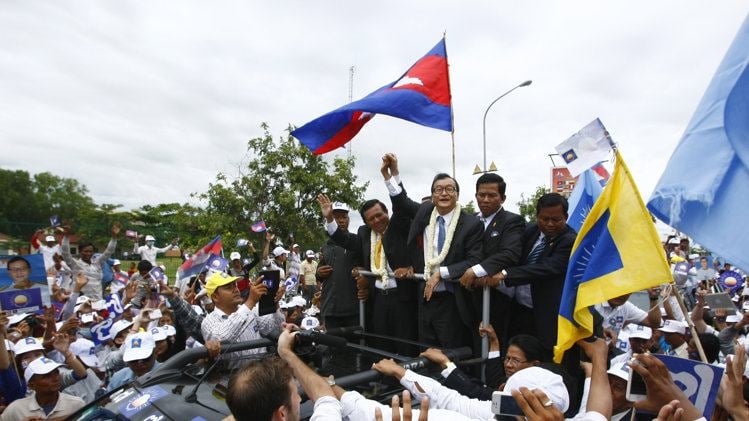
[176,236,222,281]
[251,221,267,233]
[292,38,453,154]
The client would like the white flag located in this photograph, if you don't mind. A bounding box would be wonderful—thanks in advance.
[555,118,612,176]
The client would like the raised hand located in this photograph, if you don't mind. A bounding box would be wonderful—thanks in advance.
[317,194,334,222]
[111,222,122,237]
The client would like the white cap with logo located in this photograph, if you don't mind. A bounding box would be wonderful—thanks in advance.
[123,332,156,362]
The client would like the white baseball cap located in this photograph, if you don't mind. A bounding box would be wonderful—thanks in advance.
[658,319,686,335]
[145,235,156,242]
[24,356,63,383]
[332,202,349,212]
[123,332,155,362]
[45,235,56,242]
[305,250,315,258]
[7,313,30,326]
[229,252,241,261]
[110,319,134,340]
[292,244,300,249]
[607,361,630,382]
[301,316,320,330]
[70,338,101,368]
[14,336,44,355]
[625,324,652,340]
[112,259,121,266]
[290,296,307,307]
[149,327,167,342]
[272,246,290,257]
[161,325,177,337]
[727,314,743,323]
[504,366,570,412]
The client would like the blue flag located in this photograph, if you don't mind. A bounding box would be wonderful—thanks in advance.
[567,168,604,232]
[648,14,749,272]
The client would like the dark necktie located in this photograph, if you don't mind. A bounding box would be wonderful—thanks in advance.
[526,236,547,264]
[437,216,446,253]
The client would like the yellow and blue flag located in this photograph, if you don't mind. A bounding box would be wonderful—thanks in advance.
[554,151,672,362]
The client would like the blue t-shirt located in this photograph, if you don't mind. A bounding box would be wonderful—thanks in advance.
[0,366,27,404]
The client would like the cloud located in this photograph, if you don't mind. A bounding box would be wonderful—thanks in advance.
[0,0,746,236]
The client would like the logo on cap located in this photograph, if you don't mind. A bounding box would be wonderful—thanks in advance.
[131,338,142,348]
[25,338,35,344]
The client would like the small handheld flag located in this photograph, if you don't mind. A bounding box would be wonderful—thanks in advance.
[555,119,612,177]
[204,254,229,273]
[49,215,61,228]
[292,38,452,154]
[148,266,166,283]
[566,168,605,232]
[251,221,267,233]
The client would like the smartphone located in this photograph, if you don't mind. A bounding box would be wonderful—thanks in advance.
[626,362,647,402]
[149,309,163,320]
[491,391,525,417]
[257,270,280,316]
[81,313,95,324]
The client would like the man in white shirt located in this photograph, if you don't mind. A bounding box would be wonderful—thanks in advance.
[659,319,689,358]
[1,357,85,420]
[37,234,61,270]
[594,290,661,343]
[133,235,177,266]
[200,271,284,366]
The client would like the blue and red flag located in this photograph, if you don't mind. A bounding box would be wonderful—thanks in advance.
[251,221,267,233]
[176,236,222,281]
[292,38,453,154]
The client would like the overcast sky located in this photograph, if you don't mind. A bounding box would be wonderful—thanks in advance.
[1,1,745,233]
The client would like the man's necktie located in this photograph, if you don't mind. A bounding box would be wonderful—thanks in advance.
[437,216,446,254]
[526,236,547,264]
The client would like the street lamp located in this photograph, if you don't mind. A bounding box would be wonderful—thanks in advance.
[477,80,533,174]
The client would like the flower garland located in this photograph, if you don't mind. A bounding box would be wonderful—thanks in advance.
[425,203,462,279]
[370,230,389,287]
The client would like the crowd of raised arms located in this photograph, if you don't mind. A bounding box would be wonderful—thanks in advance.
[1,152,747,421]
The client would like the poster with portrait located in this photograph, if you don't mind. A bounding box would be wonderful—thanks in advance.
[0,255,51,314]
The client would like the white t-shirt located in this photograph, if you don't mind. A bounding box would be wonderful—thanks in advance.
[594,301,648,334]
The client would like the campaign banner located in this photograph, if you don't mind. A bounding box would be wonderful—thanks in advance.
[90,294,125,345]
[655,354,723,419]
[719,270,744,293]
[0,255,50,314]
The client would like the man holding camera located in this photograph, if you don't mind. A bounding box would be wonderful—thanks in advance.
[200,271,285,366]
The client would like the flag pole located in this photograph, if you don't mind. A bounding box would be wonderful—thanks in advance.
[671,285,708,363]
[444,31,456,179]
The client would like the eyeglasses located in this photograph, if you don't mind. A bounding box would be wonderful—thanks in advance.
[432,186,457,194]
[503,356,528,366]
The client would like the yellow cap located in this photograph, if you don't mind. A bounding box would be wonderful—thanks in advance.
[204,272,240,296]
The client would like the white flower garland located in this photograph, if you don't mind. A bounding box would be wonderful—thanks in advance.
[425,203,462,279]
[370,230,388,286]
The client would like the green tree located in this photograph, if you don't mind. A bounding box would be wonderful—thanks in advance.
[0,169,96,239]
[517,185,550,223]
[194,123,368,251]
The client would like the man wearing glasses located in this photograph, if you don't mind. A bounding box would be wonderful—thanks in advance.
[383,153,483,349]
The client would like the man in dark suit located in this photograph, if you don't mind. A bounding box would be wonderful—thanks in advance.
[481,193,576,352]
[317,192,418,355]
[458,173,526,346]
[383,153,483,349]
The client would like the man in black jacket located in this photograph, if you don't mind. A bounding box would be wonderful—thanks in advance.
[383,153,483,348]
[481,193,576,352]
[458,173,526,346]
[317,192,418,355]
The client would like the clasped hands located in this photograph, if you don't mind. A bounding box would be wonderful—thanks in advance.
[459,268,506,290]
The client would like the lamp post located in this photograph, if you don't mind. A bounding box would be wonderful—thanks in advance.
[478,80,533,173]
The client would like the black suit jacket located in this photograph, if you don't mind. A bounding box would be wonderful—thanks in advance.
[329,210,417,302]
[390,187,483,328]
[504,224,576,348]
[476,209,526,275]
